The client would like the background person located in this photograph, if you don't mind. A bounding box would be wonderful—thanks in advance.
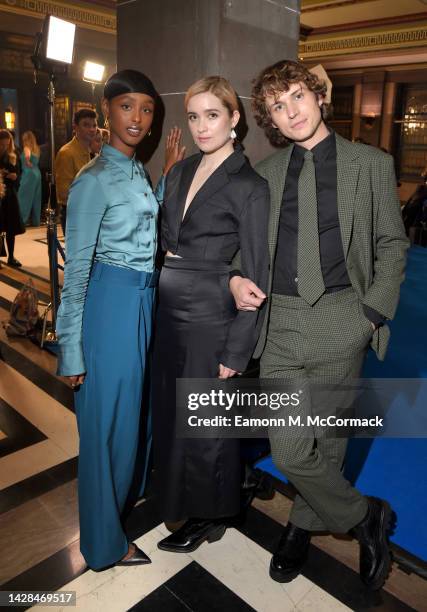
[0,129,24,267]
[56,70,184,571]
[18,130,42,226]
[55,108,97,234]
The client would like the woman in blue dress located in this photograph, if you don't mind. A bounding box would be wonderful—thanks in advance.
[18,131,42,226]
[56,70,184,570]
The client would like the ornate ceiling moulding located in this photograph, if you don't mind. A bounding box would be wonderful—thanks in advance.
[310,12,427,36]
[301,0,377,14]
[0,0,117,34]
[299,25,427,58]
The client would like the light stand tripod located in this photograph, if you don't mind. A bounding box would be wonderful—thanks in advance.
[30,14,75,348]
[40,72,65,347]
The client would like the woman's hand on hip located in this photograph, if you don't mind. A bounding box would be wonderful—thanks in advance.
[66,374,86,388]
[163,126,186,175]
[218,364,239,379]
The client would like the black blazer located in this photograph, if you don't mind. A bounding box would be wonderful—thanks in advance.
[161,146,270,372]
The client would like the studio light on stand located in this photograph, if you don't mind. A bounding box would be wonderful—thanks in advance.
[83,60,105,100]
[31,15,76,347]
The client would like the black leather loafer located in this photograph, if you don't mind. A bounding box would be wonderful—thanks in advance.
[351,496,392,590]
[269,523,311,583]
[158,519,226,553]
[116,543,151,566]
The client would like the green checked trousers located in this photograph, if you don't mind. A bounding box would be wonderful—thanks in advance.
[261,287,372,533]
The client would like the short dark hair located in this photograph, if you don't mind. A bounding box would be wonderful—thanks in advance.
[73,108,97,125]
[252,59,330,147]
[103,70,158,102]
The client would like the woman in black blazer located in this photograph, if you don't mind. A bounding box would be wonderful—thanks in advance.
[152,76,269,552]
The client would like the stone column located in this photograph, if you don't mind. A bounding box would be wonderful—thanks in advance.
[351,82,362,141]
[117,0,300,179]
[380,81,397,153]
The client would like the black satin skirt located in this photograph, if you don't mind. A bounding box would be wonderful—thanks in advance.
[152,257,241,522]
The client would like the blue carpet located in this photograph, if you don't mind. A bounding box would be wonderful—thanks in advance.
[256,246,427,562]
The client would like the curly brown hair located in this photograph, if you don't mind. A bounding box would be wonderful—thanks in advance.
[252,60,330,147]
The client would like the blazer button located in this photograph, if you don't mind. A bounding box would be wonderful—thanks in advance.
[294,277,298,283]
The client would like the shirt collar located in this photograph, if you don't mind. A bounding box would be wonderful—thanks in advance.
[293,130,336,164]
[100,143,138,179]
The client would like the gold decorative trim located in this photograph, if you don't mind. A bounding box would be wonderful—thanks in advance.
[300,25,427,57]
[0,0,116,34]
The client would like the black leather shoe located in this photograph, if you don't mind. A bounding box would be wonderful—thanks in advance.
[351,496,392,590]
[7,257,22,268]
[115,543,151,566]
[157,519,226,553]
[242,466,275,509]
[269,523,311,583]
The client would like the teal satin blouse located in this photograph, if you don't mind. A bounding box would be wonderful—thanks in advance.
[56,144,164,376]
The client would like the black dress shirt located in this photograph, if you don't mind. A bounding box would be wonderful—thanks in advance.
[271,131,384,326]
[272,131,351,295]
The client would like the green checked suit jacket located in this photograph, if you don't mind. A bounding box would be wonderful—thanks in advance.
[251,133,409,362]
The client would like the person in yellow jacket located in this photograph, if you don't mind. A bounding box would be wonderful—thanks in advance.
[55,108,97,234]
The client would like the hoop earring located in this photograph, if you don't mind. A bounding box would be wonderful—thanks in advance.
[104,117,109,129]
[230,128,237,140]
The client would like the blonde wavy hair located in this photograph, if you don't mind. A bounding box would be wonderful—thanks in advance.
[22,131,40,157]
[0,129,17,165]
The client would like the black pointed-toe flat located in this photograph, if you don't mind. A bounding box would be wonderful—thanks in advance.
[115,543,151,566]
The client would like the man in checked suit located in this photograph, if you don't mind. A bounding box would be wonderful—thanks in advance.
[230,60,409,590]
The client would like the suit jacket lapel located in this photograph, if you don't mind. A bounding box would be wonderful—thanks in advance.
[176,155,202,224]
[181,162,230,226]
[264,145,293,264]
[335,134,360,258]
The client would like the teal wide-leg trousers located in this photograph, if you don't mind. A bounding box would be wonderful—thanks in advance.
[74,262,156,570]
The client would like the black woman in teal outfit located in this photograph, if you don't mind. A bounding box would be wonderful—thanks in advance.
[56,70,184,570]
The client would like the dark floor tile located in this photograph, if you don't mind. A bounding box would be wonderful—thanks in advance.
[0,495,160,596]
[0,261,53,284]
[0,398,46,458]
[129,585,191,611]
[0,340,74,412]
[0,539,85,599]
[130,562,255,612]
[0,457,78,514]
[165,562,256,612]
[0,296,11,312]
[0,273,50,303]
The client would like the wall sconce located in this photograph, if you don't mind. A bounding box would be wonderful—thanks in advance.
[361,113,377,130]
[5,107,15,130]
